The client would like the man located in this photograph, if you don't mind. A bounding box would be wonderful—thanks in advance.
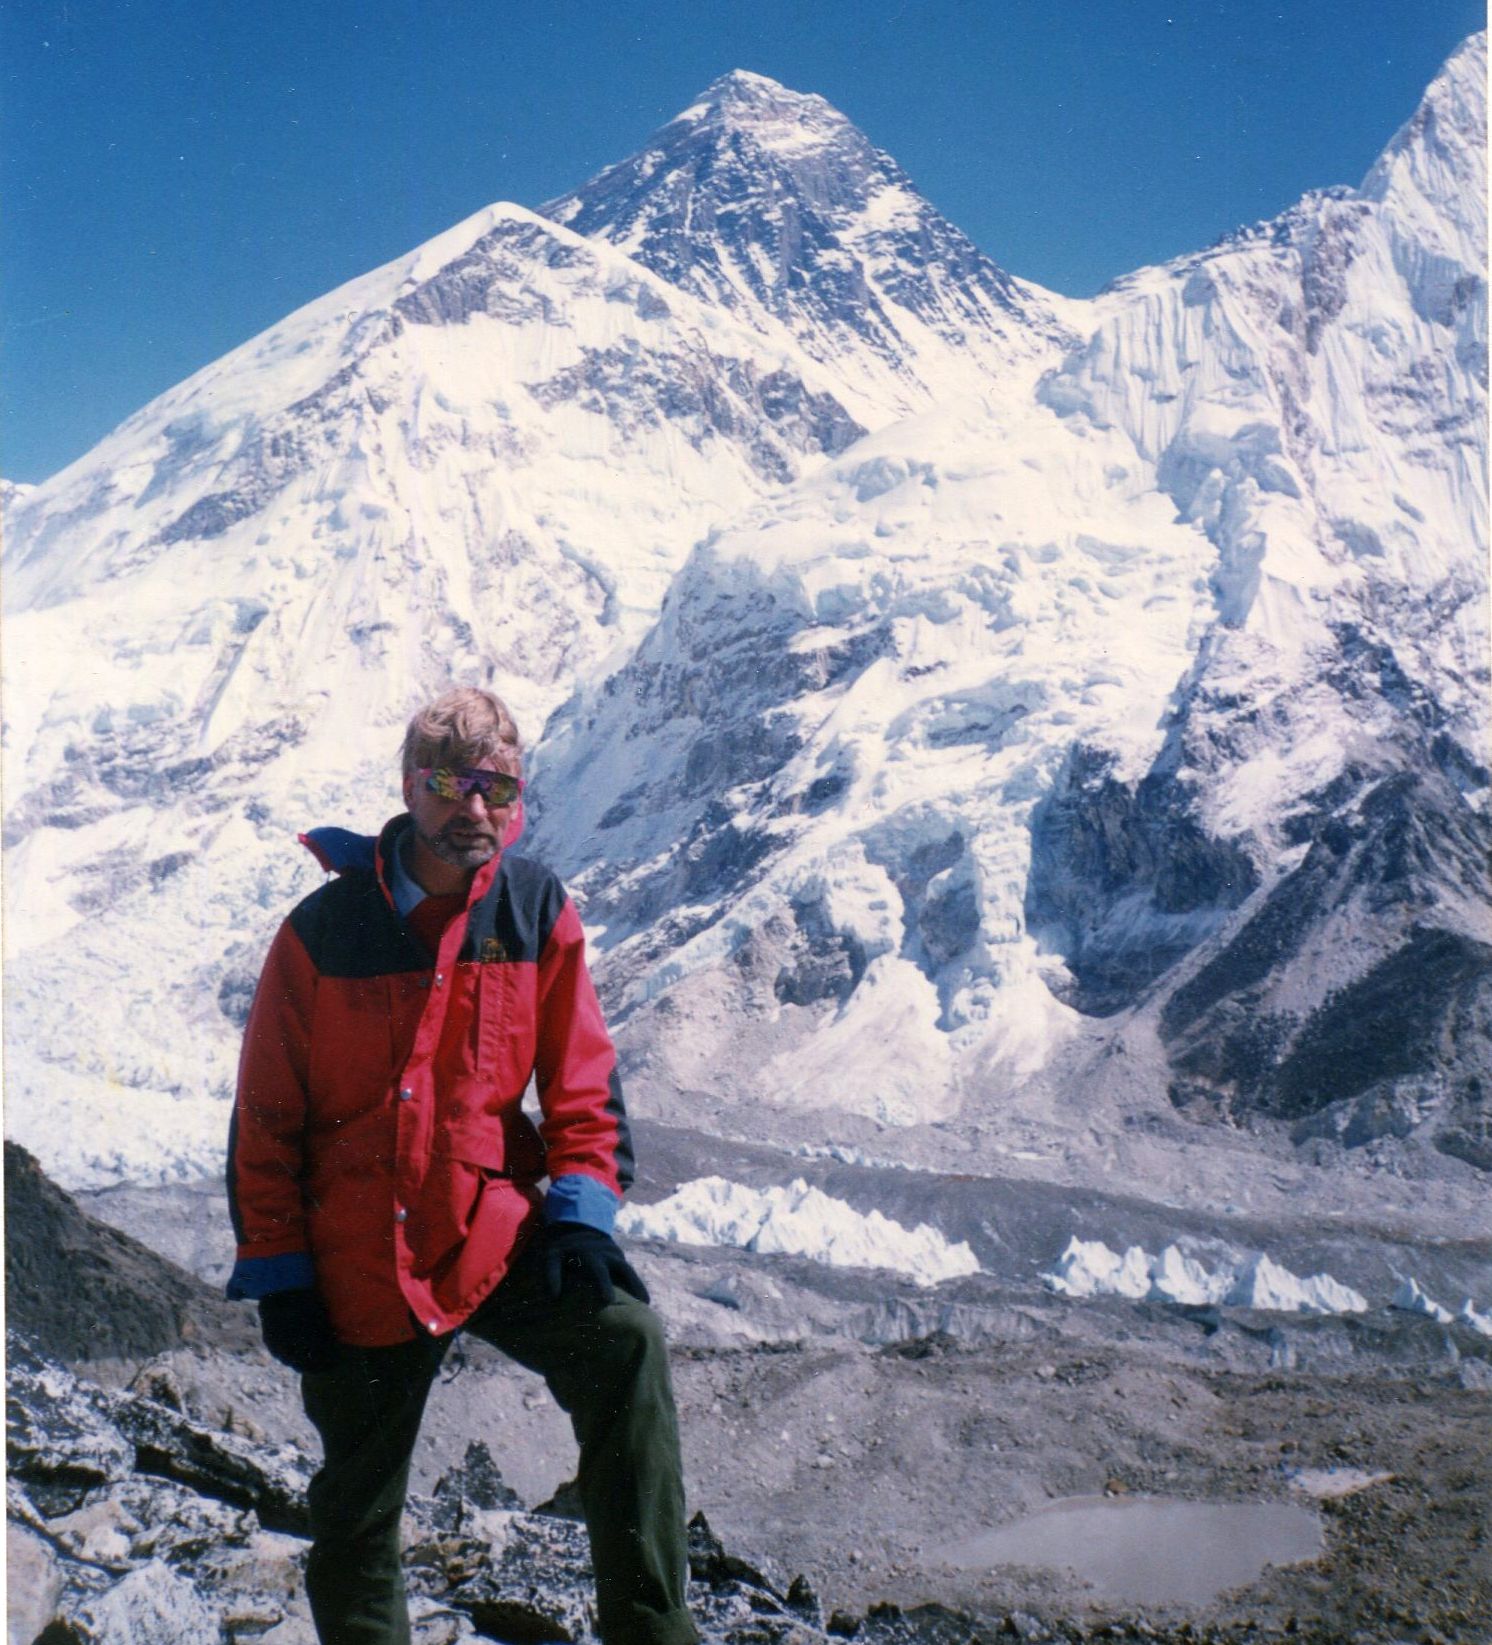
[227,686,697,1645]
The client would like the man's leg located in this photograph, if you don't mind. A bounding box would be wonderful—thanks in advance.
[301,1336,446,1645]
[467,1249,698,1645]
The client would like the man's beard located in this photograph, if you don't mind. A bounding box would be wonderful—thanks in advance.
[417,818,500,871]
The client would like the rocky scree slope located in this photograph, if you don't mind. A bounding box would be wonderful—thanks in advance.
[10,1328,871,1645]
[0,1142,819,1645]
[7,1144,1376,1645]
[23,1330,1389,1645]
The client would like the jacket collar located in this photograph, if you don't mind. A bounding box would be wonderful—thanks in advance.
[298,802,526,914]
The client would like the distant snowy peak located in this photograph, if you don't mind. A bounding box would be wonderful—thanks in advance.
[1196,29,1486,314]
[1361,30,1487,264]
[665,67,868,148]
[4,201,862,627]
[544,70,1073,422]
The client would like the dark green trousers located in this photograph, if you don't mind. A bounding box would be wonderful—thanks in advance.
[300,1245,697,1645]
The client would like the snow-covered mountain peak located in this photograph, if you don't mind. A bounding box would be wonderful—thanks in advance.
[3,35,1487,1211]
[664,69,890,186]
[5,196,865,611]
[696,66,807,102]
[562,69,873,206]
[544,72,1075,424]
[1362,31,1486,193]
[679,67,847,137]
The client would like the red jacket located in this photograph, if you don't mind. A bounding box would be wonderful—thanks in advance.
[226,812,633,1346]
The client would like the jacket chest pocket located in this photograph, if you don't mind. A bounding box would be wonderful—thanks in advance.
[452,962,534,1091]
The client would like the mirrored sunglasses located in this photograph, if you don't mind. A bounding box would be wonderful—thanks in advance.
[418,766,524,806]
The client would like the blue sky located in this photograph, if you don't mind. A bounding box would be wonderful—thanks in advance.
[3,0,1482,485]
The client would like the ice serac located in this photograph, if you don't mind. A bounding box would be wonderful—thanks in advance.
[532,36,1489,1181]
[544,69,1076,424]
[531,392,1215,1130]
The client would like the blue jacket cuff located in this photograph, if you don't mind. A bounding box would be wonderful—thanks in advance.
[545,1174,620,1234]
[226,1251,316,1300]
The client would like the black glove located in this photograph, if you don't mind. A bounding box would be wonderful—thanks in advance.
[541,1223,650,1307]
[258,1288,341,1374]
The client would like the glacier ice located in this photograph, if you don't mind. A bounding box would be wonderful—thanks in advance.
[618,1176,981,1284]
[1043,1235,1372,1316]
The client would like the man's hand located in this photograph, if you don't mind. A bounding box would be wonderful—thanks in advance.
[258,1288,341,1374]
[541,1223,650,1307]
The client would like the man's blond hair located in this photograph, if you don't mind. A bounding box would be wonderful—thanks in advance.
[401,687,522,778]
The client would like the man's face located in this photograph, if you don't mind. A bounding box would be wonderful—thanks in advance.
[402,764,517,874]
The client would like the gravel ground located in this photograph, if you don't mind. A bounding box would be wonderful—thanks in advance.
[664,1337,1492,1642]
[116,1251,1491,1645]
[28,1136,1492,1645]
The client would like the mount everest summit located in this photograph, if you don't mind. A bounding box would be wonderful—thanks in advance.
[2,40,1487,1229]
[542,69,1075,418]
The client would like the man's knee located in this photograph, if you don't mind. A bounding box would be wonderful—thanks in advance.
[597,1296,669,1371]
[553,1297,674,1416]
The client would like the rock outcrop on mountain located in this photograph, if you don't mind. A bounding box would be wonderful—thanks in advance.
[2,477,35,520]
[4,1141,255,1363]
[1,39,1486,1202]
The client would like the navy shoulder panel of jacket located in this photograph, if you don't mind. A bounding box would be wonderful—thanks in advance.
[288,871,420,978]
[469,853,569,966]
[288,850,571,979]
[299,827,376,875]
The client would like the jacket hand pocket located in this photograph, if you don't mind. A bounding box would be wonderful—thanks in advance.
[432,1123,514,1250]
[440,1121,508,1173]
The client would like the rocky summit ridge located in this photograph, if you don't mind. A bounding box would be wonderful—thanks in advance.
[1,39,1488,1229]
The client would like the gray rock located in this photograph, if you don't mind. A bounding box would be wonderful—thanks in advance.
[62,1560,222,1644]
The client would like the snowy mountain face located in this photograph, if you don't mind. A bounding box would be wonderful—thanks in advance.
[3,41,1488,1219]
[0,191,882,1181]
[544,70,1077,423]
[528,36,1490,1190]
[1036,35,1489,1166]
